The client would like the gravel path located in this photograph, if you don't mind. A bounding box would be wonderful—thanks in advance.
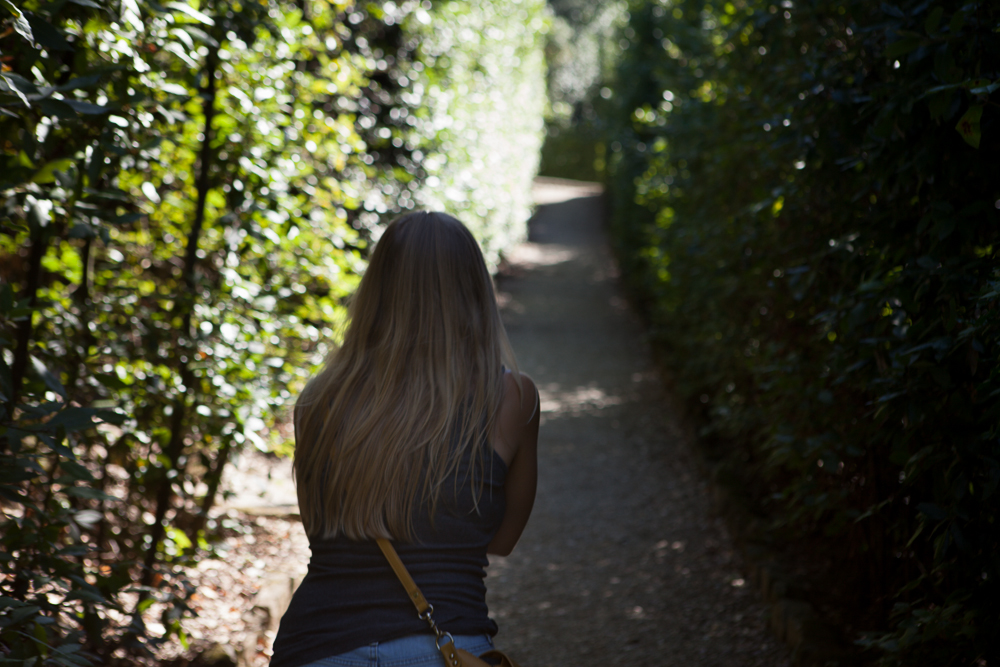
[487,186,792,667]
[164,182,793,667]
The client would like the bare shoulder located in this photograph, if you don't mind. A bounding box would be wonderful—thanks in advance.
[487,370,540,555]
[502,370,538,418]
[493,371,539,466]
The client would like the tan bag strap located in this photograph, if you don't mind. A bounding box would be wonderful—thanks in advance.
[375,537,431,615]
[375,538,519,667]
[376,538,466,665]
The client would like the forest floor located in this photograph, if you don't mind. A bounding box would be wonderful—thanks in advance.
[158,179,792,666]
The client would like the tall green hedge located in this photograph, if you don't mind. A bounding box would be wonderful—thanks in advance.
[409,0,548,267]
[0,0,545,663]
[606,0,998,663]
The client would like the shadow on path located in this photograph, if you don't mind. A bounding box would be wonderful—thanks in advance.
[488,193,792,667]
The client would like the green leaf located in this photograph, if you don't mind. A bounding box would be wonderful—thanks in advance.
[927,90,954,120]
[58,650,91,667]
[66,0,104,8]
[2,0,34,44]
[111,212,143,226]
[918,502,948,521]
[61,460,95,482]
[57,74,105,92]
[29,356,66,399]
[64,588,107,604]
[68,223,96,239]
[93,372,129,389]
[166,526,192,551]
[12,150,34,168]
[923,82,963,96]
[0,597,31,610]
[0,72,38,97]
[73,509,102,526]
[949,5,971,34]
[955,104,983,149]
[65,486,115,501]
[0,465,38,483]
[33,618,48,648]
[968,80,999,96]
[0,72,31,107]
[95,408,127,425]
[63,99,112,114]
[178,24,219,47]
[924,6,943,34]
[880,3,904,18]
[158,82,189,96]
[25,14,73,51]
[166,1,215,25]
[30,158,75,184]
[36,98,79,119]
[46,407,99,434]
[885,36,921,59]
[0,605,40,627]
[0,283,13,314]
[84,187,130,201]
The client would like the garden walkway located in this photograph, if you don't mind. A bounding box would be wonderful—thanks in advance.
[485,179,791,666]
[170,180,792,667]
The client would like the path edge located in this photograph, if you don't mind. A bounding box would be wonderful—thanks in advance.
[651,367,862,667]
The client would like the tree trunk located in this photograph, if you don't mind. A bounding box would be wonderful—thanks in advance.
[139,46,219,590]
[7,222,48,416]
[189,436,233,541]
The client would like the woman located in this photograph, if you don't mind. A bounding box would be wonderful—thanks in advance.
[270,211,539,667]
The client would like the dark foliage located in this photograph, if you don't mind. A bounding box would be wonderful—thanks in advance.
[605,0,999,662]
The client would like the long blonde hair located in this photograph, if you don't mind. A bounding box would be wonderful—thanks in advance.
[294,211,519,540]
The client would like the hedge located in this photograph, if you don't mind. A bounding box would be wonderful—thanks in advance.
[605,0,999,663]
[0,0,545,662]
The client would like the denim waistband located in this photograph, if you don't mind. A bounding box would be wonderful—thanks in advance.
[298,633,494,667]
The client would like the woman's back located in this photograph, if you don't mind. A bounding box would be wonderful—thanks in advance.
[270,443,508,667]
[269,212,538,667]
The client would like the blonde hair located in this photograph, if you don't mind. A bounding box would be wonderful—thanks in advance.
[294,211,519,540]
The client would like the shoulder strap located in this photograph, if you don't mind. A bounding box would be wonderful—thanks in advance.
[377,538,464,663]
[376,539,521,667]
[375,538,431,615]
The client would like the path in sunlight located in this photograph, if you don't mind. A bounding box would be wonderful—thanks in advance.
[487,184,792,667]
[173,179,792,667]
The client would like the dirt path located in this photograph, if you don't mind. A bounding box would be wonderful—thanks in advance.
[487,184,791,667]
[165,182,793,666]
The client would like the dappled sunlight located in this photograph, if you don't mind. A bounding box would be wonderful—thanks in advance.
[161,515,310,666]
[538,382,625,417]
[218,450,298,517]
[483,160,794,666]
[531,176,604,205]
[504,242,579,269]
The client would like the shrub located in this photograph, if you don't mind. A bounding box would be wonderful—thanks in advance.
[605,0,999,662]
[0,0,546,662]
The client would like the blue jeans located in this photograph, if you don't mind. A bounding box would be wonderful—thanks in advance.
[298,634,495,667]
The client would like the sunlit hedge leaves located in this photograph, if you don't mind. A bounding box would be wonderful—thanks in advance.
[606,0,998,663]
[0,0,546,662]
[407,0,548,267]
